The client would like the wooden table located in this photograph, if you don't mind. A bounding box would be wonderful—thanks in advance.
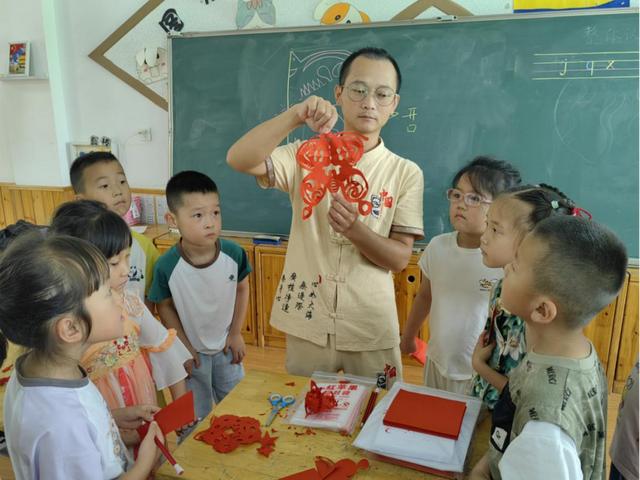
[156,371,490,479]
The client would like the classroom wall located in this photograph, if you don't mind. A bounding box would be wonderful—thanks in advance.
[0,0,637,189]
[0,0,526,189]
[0,0,56,184]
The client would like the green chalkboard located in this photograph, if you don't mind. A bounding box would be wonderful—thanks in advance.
[170,11,639,255]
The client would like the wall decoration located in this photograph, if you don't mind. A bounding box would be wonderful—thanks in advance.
[514,0,628,12]
[135,47,168,84]
[159,8,185,32]
[313,1,371,24]
[8,42,30,76]
[236,0,277,29]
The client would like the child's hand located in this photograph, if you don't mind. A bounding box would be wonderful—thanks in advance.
[224,333,246,364]
[111,404,160,429]
[472,332,495,370]
[136,421,163,470]
[119,428,141,447]
[293,96,338,134]
[329,192,358,234]
[399,334,417,355]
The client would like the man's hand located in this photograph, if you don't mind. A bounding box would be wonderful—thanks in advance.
[328,192,359,235]
[293,96,338,134]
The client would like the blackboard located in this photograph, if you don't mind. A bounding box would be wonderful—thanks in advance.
[170,10,639,255]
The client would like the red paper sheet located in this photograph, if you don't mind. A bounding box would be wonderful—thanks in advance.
[383,389,466,440]
[137,391,196,438]
[409,338,427,366]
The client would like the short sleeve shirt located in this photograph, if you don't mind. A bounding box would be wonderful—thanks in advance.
[258,139,424,351]
[148,238,251,353]
[5,355,130,479]
[129,230,160,300]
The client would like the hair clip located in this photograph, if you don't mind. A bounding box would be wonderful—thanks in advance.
[571,207,592,220]
[550,200,560,210]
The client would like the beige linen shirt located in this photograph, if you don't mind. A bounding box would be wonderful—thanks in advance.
[258,139,424,351]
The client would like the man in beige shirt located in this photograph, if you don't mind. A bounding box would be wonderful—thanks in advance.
[227,47,424,379]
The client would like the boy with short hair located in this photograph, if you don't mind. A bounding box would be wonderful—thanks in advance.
[149,170,250,420]
[470,215,628,480]
[227,47,423,379]
[70,151,160,302]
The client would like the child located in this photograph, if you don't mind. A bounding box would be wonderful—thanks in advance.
[0,233,163,478]
[70,151,160,303]
[471,184,578,410]
[470,216,628,480]
[149,171,251,421]
[609,361,638,480]
[50,200,192,412]
[227,47,423,379]
[400,157,521,394]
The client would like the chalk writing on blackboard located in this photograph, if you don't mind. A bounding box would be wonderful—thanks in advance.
[531,51,639,80]
[287,48,352,108]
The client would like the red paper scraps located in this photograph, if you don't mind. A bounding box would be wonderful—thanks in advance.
[285,381,296,386]
[137,390,196,438]
[195,414,274,455]
[296,131,372,220]
[2,364,13,373]
[0,376,9,386]
[256,431,279,457]
[280,456,370,480]
[294,427,317,437]
[305,380,337,416]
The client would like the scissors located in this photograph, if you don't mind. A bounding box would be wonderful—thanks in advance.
[265,393,295,427]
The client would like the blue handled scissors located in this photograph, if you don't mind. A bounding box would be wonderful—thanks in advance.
[265,392,295,427]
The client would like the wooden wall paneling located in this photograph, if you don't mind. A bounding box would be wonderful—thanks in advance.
[0,186,15,226]
[613,268,639,393]
[242,247,258,346]
[10,190,24,223]
[255,246,287,348]
[583,271,629,389]
[19,190,35,224]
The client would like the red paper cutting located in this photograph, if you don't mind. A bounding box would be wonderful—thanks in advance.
[194,414,270,455]
[305,380,337,416]
[296,131,372,220]
[137,390,196,438]
[280,456,369,480]
[383,389,467,440]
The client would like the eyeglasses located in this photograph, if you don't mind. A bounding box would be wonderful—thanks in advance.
[344,82,397,106]
[446,188,492,207]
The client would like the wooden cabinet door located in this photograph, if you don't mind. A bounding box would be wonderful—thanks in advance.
[613,268,638,393]
[394,252,429,365]
[241,247,258,345]
[584,272,629,391]
[255,246,287,348]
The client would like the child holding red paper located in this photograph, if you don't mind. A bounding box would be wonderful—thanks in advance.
[50,200,192,423]
[0,234,163,479]
[401,157,520,394]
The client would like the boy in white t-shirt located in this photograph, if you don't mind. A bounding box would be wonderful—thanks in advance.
[70,151,160,304]
[149,171,251,421]
[400,157,521,394]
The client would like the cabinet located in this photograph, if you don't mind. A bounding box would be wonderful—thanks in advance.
[612,268,639,393]
[254,246,287,348]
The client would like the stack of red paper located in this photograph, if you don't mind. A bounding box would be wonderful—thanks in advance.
[383,389,466,440]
